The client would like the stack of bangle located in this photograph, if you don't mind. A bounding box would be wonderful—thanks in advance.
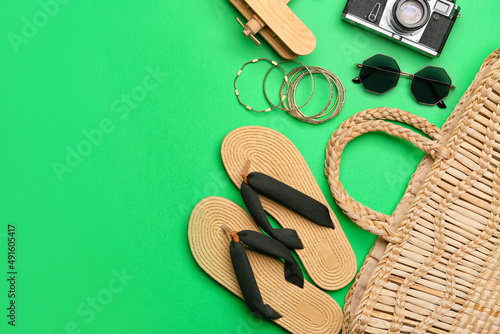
[234,58,345,124]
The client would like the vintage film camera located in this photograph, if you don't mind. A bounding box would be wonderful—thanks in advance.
[342,0,461,57]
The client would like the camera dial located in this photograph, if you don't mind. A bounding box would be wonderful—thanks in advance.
[391,0,430,33]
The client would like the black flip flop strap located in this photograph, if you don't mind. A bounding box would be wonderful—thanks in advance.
[241,182,303,249]
[241,172,334,247]
[229,230,304,320]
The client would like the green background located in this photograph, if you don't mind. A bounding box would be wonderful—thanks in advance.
[1,1,498,333]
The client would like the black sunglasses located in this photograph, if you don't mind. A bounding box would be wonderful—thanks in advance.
[353,54,455,108]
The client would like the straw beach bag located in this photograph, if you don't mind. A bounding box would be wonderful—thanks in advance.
[325,48,500,334]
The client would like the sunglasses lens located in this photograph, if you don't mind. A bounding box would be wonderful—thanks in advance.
[359,55,401,94]
[411,66,452,105]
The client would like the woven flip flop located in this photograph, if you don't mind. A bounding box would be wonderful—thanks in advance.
[221,126,356,290]
[188,197,343,334]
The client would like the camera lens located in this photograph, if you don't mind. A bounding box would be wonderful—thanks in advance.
[392,0,429,32]
[400,2,423,24]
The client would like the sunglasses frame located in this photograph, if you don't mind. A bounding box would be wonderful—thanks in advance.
[354,54,455,108]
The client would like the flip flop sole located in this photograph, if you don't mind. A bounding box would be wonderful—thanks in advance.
[221,126,357,290]
[189,197,343,334]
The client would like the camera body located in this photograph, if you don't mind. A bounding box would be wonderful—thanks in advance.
[342,0,461,57]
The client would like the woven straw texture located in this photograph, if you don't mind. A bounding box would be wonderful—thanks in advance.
[325,48,500,334]
[222,126,357,290]
[188,196,342,334]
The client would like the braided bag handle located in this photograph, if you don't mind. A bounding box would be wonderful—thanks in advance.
[325,108,448,243]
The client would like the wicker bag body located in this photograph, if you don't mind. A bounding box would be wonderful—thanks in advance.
[325,48,500,334]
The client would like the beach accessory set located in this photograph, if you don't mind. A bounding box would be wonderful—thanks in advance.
[186,2,500,334]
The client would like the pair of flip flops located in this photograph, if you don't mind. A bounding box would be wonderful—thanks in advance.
[188,126,357,333]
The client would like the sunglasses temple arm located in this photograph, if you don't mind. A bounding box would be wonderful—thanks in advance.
[352,64,362,83]
[437,101,447,109]
[353,66,385,83]
[422,78,447,108]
